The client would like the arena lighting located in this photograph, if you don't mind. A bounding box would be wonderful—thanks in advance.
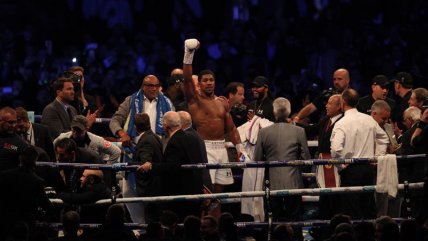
[72,57,77,63]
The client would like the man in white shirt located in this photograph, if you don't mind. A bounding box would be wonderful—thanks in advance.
[331,88,389,219]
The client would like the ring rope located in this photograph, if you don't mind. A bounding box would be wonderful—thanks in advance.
[36,154,426,170]
[36,217,413,230]
[48,182,424,205]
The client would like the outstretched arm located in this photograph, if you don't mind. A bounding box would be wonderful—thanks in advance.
[183,39,199,104]
[292,103,317,122]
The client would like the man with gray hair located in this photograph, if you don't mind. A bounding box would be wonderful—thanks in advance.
[371,100,398,217]
[141,111,205,220]
[253,97,311,221]
[408,87,428,110]
[394,106,423,218]
[371,100,399,154]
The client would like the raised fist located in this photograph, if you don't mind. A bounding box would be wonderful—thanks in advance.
[185,39,200,51]
[183,39,200,64]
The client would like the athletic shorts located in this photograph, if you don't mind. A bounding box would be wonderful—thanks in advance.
[204,140,234,185]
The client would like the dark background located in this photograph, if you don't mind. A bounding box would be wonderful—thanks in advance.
[1,0,428,116]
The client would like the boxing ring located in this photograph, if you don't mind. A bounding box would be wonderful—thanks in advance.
[38,154,426,240]
[32,115,427,239]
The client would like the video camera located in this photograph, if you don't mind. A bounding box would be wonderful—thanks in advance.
[62,71,82,84]
[422,97,428,112]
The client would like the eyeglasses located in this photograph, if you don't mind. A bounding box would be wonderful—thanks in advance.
[2,120,17,125]
[143,83,161,88]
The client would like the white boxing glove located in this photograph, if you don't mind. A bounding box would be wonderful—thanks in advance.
[183,39,199,64]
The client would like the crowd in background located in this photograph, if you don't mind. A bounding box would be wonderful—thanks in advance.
[2,0,428,240]
[1,0,428,118]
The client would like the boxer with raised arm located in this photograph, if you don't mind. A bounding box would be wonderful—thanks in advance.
[182,39,241,193]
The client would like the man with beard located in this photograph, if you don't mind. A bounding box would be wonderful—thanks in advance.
[357,75,396,115]
[248,76,274,122]
[0,107,29,171]
[164,70,185,110]
[181,39,241,193]
[293,68,350,122]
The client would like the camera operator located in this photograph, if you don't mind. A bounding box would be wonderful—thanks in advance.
[65,66,97,117]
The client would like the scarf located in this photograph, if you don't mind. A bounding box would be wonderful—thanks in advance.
[126,90,173,138]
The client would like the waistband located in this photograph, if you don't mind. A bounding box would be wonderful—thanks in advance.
[204,139,226,148]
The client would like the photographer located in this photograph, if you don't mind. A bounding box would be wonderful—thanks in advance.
[65,66,98,117]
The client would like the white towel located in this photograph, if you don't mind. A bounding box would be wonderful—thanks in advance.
[237,116,273,145]
[376,154,398,198]
[237,117,273,221]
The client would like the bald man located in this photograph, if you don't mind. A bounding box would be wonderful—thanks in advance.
[109,75,174,146]
[293,68,350,122]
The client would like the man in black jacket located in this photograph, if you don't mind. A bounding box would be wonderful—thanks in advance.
[140,111,205,221]
[0,146,52,240]
[133,113,163,222]
[15,107,55,160]
[55,138,103,193]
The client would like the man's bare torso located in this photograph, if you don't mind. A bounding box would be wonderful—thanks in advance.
[189,96,227,140]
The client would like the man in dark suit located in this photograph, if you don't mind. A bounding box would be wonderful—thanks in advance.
[133,113,163,222]
[41,77,78,139]
[0,146,52,240]
[55,138,102,193]
[178,111,213,191]
[253,97,311,221]
[141,111,205,221]
[58,169,111,223]
[299,94,343,219]
[15,107,55,160]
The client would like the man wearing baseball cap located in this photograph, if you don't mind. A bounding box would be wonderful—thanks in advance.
[392,72,413,131]
[54,115,121,164]
[248,76,274,121]
[357,74,396,115]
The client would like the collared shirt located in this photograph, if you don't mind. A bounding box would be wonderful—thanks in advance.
[135,131,145,144]
[143,96,158,133]
[26,123,35,146]
[331,108,389,158]
[55,98,69,112]
[330,113,342,124]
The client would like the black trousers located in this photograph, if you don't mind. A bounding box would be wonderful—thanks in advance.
[270,195,302,221]
[339,164,376,219]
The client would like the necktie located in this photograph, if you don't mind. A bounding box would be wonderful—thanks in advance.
[324,118,332,133]
[21,133,28,142]
[66,107,73,121]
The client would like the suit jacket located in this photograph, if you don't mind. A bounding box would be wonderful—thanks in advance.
[60,147,102,193]
[133,129,163,196]
[152,129,204,196]
[41,99,78,139]
[253,122,311,190]
[32,123,55,161]
[185,127,213,191]
[397,123,425,183]
[302,115,342,154]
